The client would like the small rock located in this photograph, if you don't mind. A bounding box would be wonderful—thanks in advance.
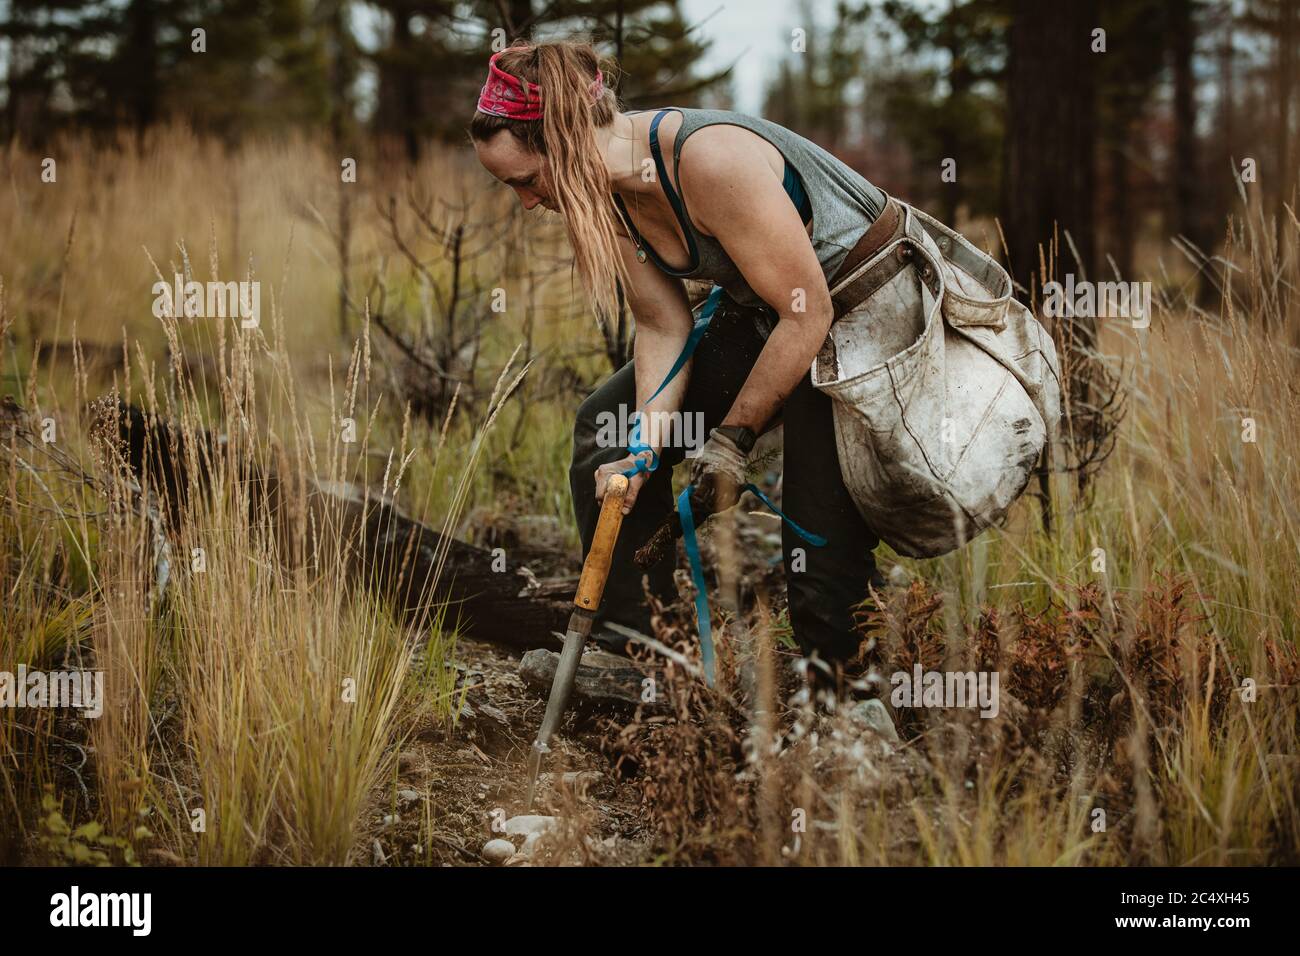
[382,814,398,827]
[504,814,557,837]
[849,698,901,743]
[481,839,515,865]
[397,751,419,772]
[397,788,421,805]
[476,702,510,726]
[372,839,388,866]
[521,832,546,857]
[562,770,602,791]
[504,814,558,859]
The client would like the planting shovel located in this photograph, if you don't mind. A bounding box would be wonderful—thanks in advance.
[523,473,629,811]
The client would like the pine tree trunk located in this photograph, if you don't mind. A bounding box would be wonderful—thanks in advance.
[1005,0,1098,343]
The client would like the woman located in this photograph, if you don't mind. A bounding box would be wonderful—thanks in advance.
[470,39,899,692]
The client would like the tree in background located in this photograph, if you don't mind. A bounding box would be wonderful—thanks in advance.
[1243,0,1298,282]
[570,0,727,106]
[1,0,189,141]
[364,0,726,159]
[867,0,1003,224]
[1,0,332,144]
[166,0,330,139]
[1088,0,1168,283]
[1003,0,1098,309]
[764,0,873,153]
[1170,0,1214,284]
[2,0,1298,289]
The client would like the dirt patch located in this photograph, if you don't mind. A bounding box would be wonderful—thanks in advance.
[366,636,655,866]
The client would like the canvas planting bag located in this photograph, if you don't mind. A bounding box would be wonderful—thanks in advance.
[811,201,1062,557]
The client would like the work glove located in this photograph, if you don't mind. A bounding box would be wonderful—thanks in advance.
[687,428,750,517]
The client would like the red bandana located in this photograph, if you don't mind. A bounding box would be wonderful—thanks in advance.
[476,50,605,121]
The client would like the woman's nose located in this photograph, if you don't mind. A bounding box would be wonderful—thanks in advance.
[514,188,542,210]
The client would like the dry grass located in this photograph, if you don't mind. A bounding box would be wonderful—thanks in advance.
[0,130,534,862]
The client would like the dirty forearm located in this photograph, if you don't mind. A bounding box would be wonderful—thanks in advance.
[632,321,692,451]
[721,311,832,433]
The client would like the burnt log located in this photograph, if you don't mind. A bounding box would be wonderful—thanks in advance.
[519,648,667,714]
[108,401,571,650]
[317,479,571,648]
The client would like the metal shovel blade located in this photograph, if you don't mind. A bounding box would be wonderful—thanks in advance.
[523,611,592,810]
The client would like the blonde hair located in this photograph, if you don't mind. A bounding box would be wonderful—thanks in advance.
[470,40,630,322]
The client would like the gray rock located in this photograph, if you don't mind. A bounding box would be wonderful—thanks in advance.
[520,648,667,713]
[504,815,559,859]
[504,814,557,837]
[520,832,545,858]
[481,838,515,865]
[849,698,900,743]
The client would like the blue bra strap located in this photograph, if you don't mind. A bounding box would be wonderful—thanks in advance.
[647,109,701,271]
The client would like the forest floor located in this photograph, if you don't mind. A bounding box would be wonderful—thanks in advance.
[371,502,935,868]
[378,632,655,866]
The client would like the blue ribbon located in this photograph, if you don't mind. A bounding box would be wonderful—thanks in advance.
[622,415,660,478]
[678,481,827,686]
[644,285,725,406]
[677,486,712,681]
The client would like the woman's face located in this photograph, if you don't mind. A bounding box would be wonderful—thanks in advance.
[474,130,556,211]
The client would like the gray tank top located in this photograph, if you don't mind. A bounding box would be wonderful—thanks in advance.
[615,108,887,309]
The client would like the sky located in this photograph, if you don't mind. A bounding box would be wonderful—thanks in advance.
[342,1,825,122]
[680,0,823,116]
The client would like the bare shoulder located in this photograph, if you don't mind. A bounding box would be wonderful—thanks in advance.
[647,113,773,183]
[677,121,773,177]
[672,123,784,230]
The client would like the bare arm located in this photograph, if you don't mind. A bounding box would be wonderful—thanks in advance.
[678,130,833,433]
[592,227,696,513]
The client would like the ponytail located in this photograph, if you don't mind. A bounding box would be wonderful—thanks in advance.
[470,40,629,323]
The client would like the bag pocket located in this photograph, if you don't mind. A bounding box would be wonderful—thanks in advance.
[912,207,1012,332]
[815,248,962,554]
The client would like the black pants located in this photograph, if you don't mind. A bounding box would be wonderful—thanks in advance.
[568,297,880,666]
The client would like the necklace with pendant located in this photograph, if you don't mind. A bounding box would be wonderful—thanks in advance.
[628,118,648,263]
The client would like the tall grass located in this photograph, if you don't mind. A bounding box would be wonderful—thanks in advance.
[0,130,532,860]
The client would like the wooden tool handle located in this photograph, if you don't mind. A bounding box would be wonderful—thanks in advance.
[575,473,629,610]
